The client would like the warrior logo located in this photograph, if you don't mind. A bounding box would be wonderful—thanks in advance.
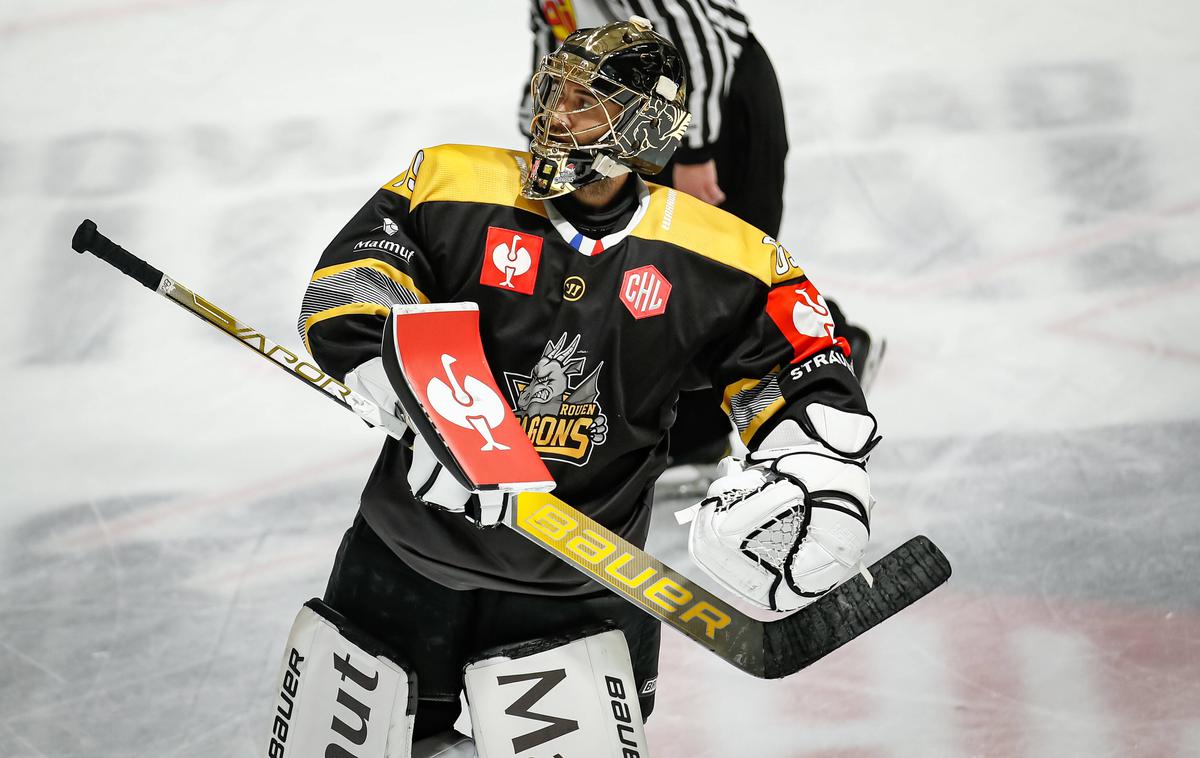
[504,333,608,466]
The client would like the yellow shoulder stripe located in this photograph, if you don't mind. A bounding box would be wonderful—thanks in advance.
[633,185,779,286]
[381,144,548,219]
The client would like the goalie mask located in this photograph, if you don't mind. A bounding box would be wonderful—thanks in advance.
[521,16,692,200]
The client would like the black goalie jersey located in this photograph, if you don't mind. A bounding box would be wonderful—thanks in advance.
[299,144,869,596]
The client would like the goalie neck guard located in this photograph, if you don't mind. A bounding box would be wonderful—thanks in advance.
[521,16,692,201]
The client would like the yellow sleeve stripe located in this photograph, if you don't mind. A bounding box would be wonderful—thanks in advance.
[311,258,430,303]
[720,375,762,414]
[302,303,391,355]
[721,370,787,445]
[735,397,787,445]
[301,259,430,354]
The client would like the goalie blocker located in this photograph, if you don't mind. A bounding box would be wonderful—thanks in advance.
[381,302,555,498]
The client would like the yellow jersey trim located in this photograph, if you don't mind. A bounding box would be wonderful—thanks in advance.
[380,145,794,286]
[311,258,430,304]
[303,260,430,353]
[720,376,761,415]
[633,185,783,286]
[737,397,787,445]
[381,144,548,220]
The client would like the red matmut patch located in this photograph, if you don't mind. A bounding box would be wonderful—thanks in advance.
[481,227,543,295]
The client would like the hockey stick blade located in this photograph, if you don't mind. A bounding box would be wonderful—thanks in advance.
[761,534,951,678]
[71,220,952,678]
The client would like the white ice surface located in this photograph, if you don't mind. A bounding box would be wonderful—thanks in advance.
[2,1,1199,756]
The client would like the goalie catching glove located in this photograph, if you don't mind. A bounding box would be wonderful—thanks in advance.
[679,404,879,613]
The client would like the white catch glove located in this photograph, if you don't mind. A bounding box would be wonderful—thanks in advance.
[679,406,878,613]
[406,432,509,527]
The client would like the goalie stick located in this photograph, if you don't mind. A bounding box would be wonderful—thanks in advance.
[71,219,952,679]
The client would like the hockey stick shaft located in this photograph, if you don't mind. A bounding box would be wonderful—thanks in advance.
[71,220,407,438]
[511,492,765,671]
[71,220,951,679]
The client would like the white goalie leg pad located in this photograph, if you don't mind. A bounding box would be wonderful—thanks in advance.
[266,599,416,758]
[463,627,648,758]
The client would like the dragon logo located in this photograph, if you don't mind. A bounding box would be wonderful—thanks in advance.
[504,333,608,466]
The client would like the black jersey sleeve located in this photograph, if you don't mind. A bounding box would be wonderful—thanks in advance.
[297,151,438,380]
[707,253,868,451]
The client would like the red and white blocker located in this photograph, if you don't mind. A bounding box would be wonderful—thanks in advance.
[380,303,555,525]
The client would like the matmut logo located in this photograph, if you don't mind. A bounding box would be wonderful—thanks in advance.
[620,265,671,319]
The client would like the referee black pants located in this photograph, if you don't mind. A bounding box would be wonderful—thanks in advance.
[323,515,662,740]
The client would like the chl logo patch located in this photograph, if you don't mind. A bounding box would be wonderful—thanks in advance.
[620,265,671,319]
[482,227,542,295]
